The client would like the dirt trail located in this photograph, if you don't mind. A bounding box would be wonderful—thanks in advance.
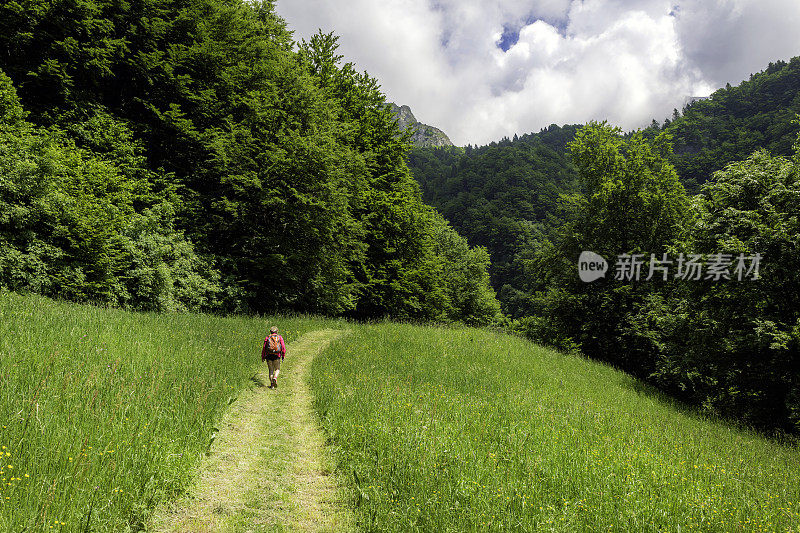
[148,329,352,533]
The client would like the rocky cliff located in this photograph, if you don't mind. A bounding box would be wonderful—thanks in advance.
[388,103,454,148]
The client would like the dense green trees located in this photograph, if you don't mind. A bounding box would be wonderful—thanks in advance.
[0,70,218,310]
[427,209,501,325]
[648,149,800,430]
[517,123,691,363]
[0,1,500,324]
[650,57,800,191]
[407,125,581,312]
[513,121,800,431]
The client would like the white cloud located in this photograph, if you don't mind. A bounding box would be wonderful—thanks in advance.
[675,0,800,84]
[276,0,800,145]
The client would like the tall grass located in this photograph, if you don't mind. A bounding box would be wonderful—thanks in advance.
[0,290,334,531]
[311,323,800,532]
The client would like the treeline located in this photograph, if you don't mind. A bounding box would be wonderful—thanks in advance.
[520,122,800,432]
[0,0,500,324]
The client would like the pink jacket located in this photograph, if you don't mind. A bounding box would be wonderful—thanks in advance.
[261,334,286,360]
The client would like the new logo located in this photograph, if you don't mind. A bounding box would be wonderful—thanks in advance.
[578,251,608,282]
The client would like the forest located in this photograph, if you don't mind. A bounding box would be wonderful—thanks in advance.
[0,0,500,325]
[410,58,800,315]
[408,61,800,432]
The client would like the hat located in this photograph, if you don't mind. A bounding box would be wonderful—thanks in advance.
[270,326,278,334]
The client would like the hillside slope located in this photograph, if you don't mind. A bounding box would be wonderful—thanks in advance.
[654,56,800,190]
[312,322,800,531]
[2,291,798,530]
[406,125,581,314]
[0,1,497,323]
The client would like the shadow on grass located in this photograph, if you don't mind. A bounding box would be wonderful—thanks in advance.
[619,374,799,446]
[251,373,267,388]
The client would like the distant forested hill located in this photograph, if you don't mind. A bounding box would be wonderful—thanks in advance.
[407,57,800,315]
[653,57,800,190]
[407,125,581,315]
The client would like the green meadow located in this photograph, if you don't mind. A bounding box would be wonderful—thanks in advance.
[312,323,800,532]
[1,292,799,531]
[0,291,335,531]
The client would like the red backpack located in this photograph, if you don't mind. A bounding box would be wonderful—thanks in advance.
[266,334,281,355]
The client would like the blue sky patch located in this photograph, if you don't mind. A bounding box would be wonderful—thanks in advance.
[497,16,568,51]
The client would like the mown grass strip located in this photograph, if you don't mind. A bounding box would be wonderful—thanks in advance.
[149,329,353,533]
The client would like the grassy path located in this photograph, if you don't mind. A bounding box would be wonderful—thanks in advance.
[148,329,352,533]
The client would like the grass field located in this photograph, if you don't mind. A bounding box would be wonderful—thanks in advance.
[311,323,800,532]
[3,292,800,531]
[0,290,336,531]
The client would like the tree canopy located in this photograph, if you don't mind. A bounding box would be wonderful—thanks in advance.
[0,0,500,325]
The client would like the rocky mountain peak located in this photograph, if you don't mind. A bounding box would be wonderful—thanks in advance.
[387,103,454,148]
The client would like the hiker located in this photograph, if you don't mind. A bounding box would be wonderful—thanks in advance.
[261,326,286,389]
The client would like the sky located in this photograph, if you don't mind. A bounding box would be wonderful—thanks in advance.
[276,0,800,146]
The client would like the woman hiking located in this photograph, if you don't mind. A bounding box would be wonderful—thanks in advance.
[261,326,286,389]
